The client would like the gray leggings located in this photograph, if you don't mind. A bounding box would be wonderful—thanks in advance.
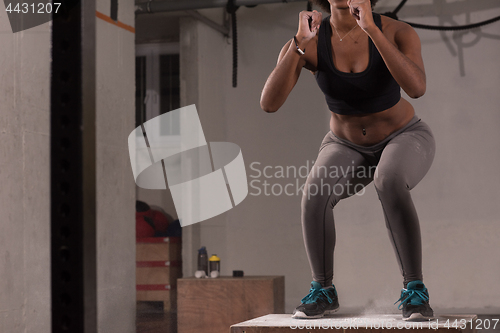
[301,115,435,287]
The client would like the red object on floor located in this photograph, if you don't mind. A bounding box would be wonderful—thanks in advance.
[150,210,169,233]
[136,209,170,235]
[136,215,155,238]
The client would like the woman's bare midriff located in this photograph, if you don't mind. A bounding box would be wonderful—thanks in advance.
[329,97,415,146]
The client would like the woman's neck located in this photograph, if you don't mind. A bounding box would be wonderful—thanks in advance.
[329,6,358,32]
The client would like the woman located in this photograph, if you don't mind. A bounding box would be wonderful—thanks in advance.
[260,0,435,321]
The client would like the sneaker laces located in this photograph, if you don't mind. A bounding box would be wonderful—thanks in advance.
[394,287,429,310]
[301,287,334,304]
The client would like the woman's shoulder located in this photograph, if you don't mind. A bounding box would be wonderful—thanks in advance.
[379,13,418,42]
[380,14,415,33]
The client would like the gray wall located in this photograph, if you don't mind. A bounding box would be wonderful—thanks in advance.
[181,0,500,314]
[0,12,52,333]
[0,0,136,331]
[177,15,231,281]
[96,0,136,331]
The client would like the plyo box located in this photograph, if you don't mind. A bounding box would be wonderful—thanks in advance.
[136,237,182,312]
[177,275,285,333]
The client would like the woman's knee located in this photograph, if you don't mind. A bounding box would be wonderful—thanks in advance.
[301,179,340,212]
[373,170,409,194]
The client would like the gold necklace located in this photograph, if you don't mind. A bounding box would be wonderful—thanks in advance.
[348,29,363,44]
[332,23,358,42]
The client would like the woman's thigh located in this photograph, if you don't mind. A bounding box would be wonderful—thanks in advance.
[303,136,375,207]
[375,121,435,191]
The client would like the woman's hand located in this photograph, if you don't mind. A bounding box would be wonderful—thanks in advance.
[296,10,322,42]
[347,0,376,33]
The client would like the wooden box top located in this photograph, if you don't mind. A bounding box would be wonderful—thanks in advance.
[231,314,479,333]
[179,275,284,281]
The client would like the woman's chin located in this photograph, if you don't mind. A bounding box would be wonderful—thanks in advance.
[331,0,348,5]
[330,1,350,11]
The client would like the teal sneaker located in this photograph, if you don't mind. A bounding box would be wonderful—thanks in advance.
[292,281,339,319]
[395,280,434,321]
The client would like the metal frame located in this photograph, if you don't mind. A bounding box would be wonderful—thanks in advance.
[51,0,97,331]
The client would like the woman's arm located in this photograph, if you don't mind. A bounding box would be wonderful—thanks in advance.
[260,39,305,113]
[260,11,322,113]
[367,21,426,98]
[348,0,426,99]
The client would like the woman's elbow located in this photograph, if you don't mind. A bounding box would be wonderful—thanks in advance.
[406,81,426,99]
[261,106,278,113]
[260,94,279,113]
[260,102,278,113]
[408,86,426,99]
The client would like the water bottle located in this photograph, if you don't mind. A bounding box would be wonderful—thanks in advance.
[209,254,220,278]
[197,246,208,276]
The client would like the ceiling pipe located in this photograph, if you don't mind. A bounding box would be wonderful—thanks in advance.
[136,0,306,14]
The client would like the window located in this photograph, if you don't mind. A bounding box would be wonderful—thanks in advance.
[135,43,180,136]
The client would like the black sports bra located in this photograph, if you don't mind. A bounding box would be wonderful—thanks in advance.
[315,13,401,115]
